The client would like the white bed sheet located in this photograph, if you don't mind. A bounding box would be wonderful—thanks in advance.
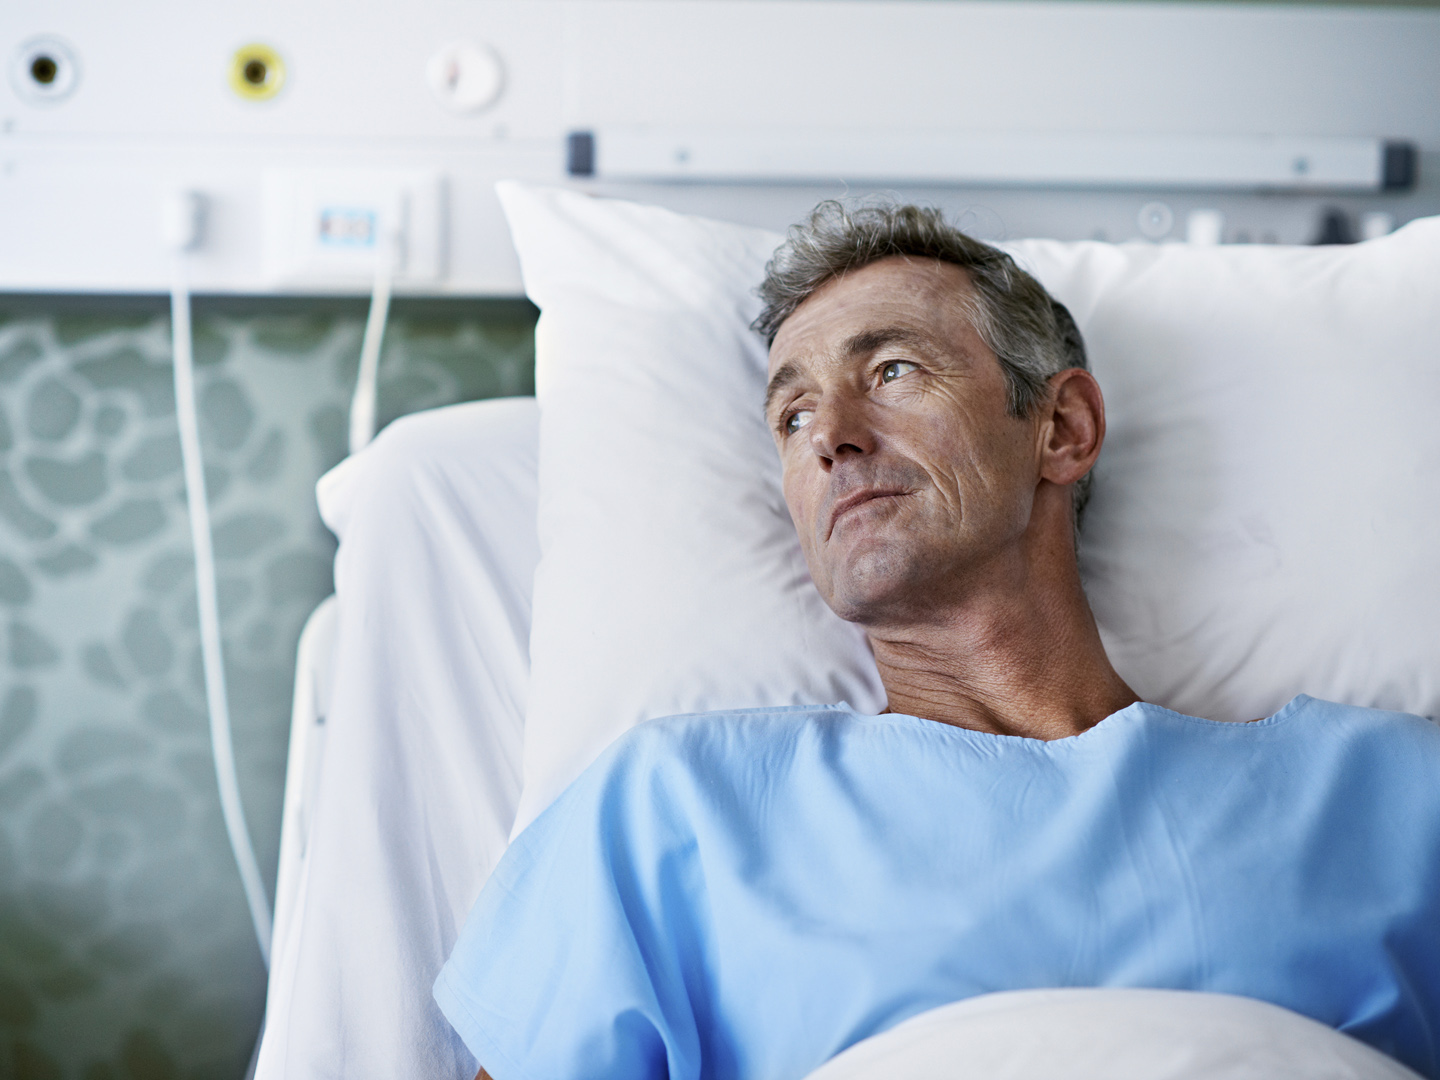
[805,989,1423,1080]
[255,398,539,1080]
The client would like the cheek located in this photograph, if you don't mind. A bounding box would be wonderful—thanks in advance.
[920,412,1035,509]
[963,423,1042,528]
[780,468,811,530]
[781,467,826,557]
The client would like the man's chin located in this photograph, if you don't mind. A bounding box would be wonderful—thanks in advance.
[822,564,932,627]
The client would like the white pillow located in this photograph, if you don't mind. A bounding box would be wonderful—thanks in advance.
[804,989,1422,1080]
[501,181,1440,833]
[1005,231,1440,725]
[498,183,887,834]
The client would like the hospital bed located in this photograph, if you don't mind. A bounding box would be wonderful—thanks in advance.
[254,185,1440,1080]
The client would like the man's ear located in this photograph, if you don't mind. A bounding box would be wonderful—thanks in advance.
[1038,368,1105,486]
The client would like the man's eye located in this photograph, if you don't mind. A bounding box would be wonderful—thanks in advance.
[785,410,813,435]
[881,361,919,384]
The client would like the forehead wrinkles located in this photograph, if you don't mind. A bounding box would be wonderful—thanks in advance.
[765,259,991,420]
[771,260,981,361]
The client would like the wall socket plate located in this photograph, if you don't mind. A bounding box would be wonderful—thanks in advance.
[261,168,445,287]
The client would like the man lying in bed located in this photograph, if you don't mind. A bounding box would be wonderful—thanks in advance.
[434,203,1440,1080]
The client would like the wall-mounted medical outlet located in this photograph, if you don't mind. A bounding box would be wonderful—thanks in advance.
[9,35,81,105]
[427,40,505,114]
[230,43,286,101]
[261,169,445,287]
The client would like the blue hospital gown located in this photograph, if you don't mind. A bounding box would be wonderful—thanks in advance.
[435,696,1440,1080]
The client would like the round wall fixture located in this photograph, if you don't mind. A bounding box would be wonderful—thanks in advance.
[229,43,286,101]
[1137,201,1175,241]
[9,35,81,105]
[426,40,504,114]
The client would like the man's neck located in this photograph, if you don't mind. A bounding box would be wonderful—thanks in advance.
[865,543,1138,741]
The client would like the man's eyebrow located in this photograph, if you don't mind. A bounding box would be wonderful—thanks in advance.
[764,360,805,415]
[765,328,932,414]
[842,326,928,357]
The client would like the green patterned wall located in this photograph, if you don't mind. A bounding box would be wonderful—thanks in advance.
[0,297,536,1080]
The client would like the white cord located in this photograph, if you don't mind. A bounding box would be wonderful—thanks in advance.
[348,229,396,455]
[160,191,395,970]
[171,255,274,968]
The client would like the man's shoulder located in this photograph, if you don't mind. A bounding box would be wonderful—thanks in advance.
[609,703,860,770]
[1276,695,1440,783]
[1286,694,1437,735]
[540,704,863,849]
[574,703,884,806]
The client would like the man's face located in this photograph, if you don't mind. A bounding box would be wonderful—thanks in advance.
[765,256,1043,626]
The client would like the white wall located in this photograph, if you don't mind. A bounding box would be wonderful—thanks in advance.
[2,0,1437,295]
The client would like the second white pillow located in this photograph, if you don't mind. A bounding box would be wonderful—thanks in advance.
[500,183,886,836]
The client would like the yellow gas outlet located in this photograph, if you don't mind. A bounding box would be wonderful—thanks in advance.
[229,43,285,101]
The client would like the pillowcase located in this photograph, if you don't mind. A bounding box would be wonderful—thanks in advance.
[1006,230,1440,725]
[498,183,886,835]
[501,180,1440,834]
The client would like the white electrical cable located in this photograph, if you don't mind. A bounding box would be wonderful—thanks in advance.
[160,195,394,974]
[348,227,397,455]
[166,193,274,968]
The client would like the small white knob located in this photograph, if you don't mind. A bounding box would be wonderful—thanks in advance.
[1137,202,1174,241]
[1360,212,1395,241]
[426,41,504,114]
[161,190,206,252]
[1185,209,1225,246]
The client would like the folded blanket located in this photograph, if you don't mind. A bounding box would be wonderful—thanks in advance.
[805,989,1422,1080]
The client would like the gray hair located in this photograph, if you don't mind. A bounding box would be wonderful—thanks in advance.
[754,201,1093,523]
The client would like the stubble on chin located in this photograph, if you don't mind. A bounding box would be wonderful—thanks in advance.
[819,534,942,627]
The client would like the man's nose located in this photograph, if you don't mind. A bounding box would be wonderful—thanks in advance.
[808,395,876,467]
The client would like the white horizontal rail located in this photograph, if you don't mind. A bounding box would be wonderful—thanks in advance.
[581,129,1403,192]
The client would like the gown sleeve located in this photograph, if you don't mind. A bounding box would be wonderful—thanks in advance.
[434,727,708,1080]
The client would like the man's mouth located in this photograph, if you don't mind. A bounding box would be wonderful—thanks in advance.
[826,489,908,539]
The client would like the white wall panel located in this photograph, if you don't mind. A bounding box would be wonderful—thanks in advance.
[1,0,1437,296]
[564,2,1440,142]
